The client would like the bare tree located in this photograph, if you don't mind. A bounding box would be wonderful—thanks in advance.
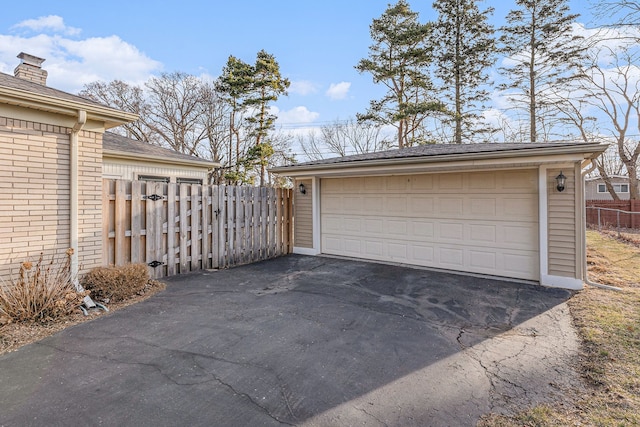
[80,80,155,142]
[144,72,211,157]
[557,44,640,199]
[592,0,640,27]
[298,119,394,160]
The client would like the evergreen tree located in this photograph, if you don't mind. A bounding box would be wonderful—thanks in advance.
[244,50,290,186]
[356,0,443,148]
[499,0,584,143]
[432,0,496,144]
[216,55,253,177]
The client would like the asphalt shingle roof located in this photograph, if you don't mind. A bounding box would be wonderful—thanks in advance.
[0,71,107,108]
[103,132,214,166]
[278,141,597,169]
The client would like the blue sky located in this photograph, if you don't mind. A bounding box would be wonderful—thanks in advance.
[0,0,594,136]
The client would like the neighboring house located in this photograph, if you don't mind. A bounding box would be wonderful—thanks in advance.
[102,132,216,184]
[0,53,137,281]
[271,142,606,290]
[585,175,630,200]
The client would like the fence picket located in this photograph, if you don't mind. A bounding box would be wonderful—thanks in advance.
[102,180,292,278]
[166,183,176,276]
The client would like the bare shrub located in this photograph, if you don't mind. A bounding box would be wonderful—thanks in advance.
[0,250,87,324]
[81,264,150,303]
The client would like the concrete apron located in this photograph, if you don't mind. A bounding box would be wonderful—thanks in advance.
[0,255,582,427]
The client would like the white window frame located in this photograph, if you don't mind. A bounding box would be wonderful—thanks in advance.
[597,183,629,193]
[615,183,629,193]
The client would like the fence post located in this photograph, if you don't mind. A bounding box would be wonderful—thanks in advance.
[597,208,601,230]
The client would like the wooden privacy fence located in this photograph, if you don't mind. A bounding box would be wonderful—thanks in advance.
[102,180,293,278]
[586,200,640,229]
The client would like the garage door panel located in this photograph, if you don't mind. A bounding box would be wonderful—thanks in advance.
[364,176,384,190]
[387,176,409,190]
[470,198,497,216]
[411,197,435,213]
[503,224,538,246]
[470,224,497,243]
[343,218,361,233]
[503,171,537,189]
[439,174,463,189]
[411,220,435,237]
[470,172,496,189]
[502,253,538,277]
[438,198,464,215]
[388,219,408,235]
[388,242,408,259]
[439,222,464,240]
[364,240,384,257]
[321,171,539,281]
[323,215,343,232]
[343,238,362,255]
[364,196,384,212]
[385,196,408,213]
[439,247,465,268]
[504,197,537,217]
[469,250,496,269]
[364,218,384,233]
[411,245,435,263]
[410,174,434,190]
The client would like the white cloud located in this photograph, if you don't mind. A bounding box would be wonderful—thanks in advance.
[0,22,162,93]
[273,106,320,124]
[289,80,318,96]
[12,15,81,36]
[326,81,351,100]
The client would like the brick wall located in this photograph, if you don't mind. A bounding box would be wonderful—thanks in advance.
[0,116,103,281]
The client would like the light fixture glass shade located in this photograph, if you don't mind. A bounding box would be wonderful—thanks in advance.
[556,171,566,192]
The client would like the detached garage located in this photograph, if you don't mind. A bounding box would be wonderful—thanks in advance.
[271,143,606,290]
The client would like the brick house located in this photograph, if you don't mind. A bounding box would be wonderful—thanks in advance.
[0,53,137,282]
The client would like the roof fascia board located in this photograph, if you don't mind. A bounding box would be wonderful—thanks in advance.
[271,143,606,176]
[0,87,138,127]
[103,149,219,169]
[274,151,603,178]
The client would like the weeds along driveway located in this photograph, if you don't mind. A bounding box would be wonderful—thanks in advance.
[0,255,582,426]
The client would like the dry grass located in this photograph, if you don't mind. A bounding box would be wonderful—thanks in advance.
[0,260,165,356]
[479,230,640,426]
[0,250,87,325]
[81,263,150,303]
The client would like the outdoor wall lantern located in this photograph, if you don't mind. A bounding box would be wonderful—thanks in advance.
[298,183,307,194]
[555,171,567,192]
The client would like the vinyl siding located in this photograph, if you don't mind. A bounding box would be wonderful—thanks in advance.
[294,179,313,248]
[548,168,577,277]
[103,158,209,183]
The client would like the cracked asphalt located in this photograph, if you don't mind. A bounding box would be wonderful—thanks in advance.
[0,255,582,426]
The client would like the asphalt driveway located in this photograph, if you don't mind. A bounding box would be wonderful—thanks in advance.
[0,255,582,426]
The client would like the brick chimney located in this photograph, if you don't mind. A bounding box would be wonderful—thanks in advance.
[14,52,48,85]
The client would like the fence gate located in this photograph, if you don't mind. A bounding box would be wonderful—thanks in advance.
[103,180,293,279]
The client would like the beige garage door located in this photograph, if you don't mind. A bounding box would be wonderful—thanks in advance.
[320,170,540,280]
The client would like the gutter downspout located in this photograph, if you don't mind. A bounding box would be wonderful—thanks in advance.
[581,161,623,292]
[70,111,99,308]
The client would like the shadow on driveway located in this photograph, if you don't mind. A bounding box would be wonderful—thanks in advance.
[0,255,581,426]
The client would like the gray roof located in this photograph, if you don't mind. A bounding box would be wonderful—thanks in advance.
[103,132,215,167]
[273,141,605,173]
[0,71,106,108]
[294,142,592,167]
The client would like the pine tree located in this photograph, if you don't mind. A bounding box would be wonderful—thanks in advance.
[244,50,290,186]
[356,0,443,148]
[499,0,584,143]
[432,0,496,144]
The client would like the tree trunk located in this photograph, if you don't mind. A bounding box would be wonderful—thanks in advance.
[529,28,537,143]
